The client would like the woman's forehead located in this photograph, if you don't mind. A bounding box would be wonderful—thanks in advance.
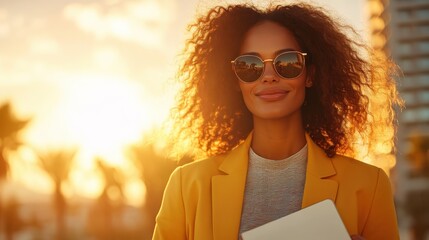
[239,20,302,56]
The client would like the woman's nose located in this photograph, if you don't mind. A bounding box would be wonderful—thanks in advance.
[261,61,279,83]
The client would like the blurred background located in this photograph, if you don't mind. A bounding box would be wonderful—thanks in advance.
[0,0,428,239]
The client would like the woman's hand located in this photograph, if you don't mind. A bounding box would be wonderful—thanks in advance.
[350,235,365,240]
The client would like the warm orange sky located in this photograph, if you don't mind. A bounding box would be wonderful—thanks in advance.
[0,0,368,205]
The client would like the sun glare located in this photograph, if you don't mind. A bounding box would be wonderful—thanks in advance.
[61,74,163,165]
[18,72,172,204]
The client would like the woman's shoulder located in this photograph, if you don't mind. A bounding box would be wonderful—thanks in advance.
[330,154,390,187]
[172,154,227,181]
[332,154,379,171]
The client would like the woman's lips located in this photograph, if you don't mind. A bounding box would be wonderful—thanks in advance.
[255,89,289,101]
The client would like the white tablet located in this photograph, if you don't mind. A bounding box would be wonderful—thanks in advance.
[241,199,351,240]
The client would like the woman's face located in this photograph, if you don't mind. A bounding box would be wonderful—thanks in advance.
[237,20,312,121]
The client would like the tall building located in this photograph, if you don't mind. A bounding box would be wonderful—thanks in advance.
[391,1,429,128]
[369,0,429,238]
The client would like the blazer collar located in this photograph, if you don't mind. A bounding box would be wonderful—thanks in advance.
[212,134,252,240]
[211,133,339,239]
[301,134,338,208]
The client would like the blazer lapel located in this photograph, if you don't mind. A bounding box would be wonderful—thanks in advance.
[302,134,339,208]
[212,134,252,240]
[211,133,339,238]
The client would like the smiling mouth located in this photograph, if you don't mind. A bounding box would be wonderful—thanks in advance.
[255,90,289,101]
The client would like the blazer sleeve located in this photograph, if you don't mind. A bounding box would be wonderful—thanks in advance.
[361,168,399,240]
[152,167,187,240]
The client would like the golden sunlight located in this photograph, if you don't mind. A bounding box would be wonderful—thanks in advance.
[62,74,153,164]
[25,72,173,203]
[0,0,188,214]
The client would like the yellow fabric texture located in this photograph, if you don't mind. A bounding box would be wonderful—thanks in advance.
[153,133,399,240]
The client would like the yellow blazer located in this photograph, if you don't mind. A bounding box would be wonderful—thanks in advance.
[153,134,399,240]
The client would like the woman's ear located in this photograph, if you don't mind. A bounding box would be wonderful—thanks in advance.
[305,66,315,87]
[306,79,313,87]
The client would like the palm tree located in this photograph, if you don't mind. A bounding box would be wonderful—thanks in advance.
[4,196,23,240]
[35,148,77,240]
[0,102,29,180]
[127,141,193,239]
[87,158,125,239]
[96,157,125,200]
[0,102,29,231]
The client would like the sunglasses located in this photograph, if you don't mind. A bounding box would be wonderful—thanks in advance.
[231,51,307,83]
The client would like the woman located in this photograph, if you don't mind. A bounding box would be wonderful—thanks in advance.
[153,3,401,240]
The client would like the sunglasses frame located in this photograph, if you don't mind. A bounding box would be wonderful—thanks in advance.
[231,51,307,83]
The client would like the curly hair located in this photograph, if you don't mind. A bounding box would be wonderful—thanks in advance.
[170,3,402,159]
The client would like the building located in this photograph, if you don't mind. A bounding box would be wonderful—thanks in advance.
[369,0,429,239]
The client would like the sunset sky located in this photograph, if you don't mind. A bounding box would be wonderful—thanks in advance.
[0,0,368,205]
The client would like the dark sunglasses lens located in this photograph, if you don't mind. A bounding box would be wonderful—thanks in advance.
[274,52,305,78]
[233,56,264,82]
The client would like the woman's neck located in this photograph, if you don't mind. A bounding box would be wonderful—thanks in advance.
[251,116,307,160]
